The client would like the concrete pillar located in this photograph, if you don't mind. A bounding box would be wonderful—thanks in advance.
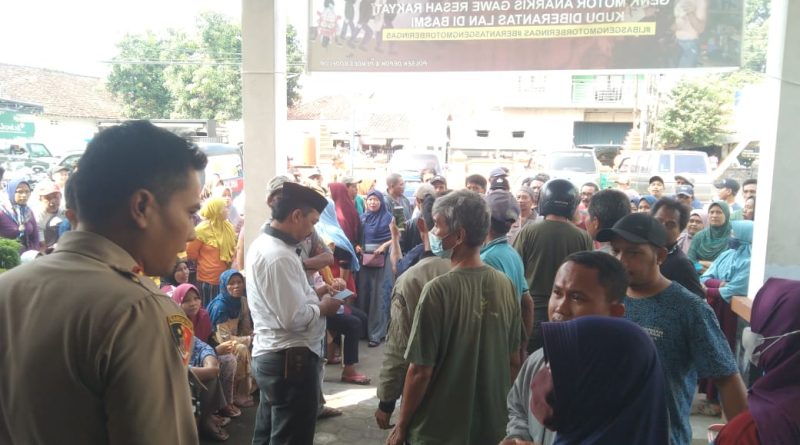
[241,0,286,253]
[748,0,800,296]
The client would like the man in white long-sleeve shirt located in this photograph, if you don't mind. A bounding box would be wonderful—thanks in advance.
[246,181,344,445]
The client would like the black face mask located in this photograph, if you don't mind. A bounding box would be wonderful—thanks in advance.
[728,238,742,250]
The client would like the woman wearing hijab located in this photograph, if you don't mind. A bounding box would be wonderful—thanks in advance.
[715,278,800,445]
[531,316,669,445]
[329,182,361,284]
[677,209,707,255]
[637,195,657,213]
[356,189,393,347]
[688,202,732,274]
[171,283,230,440]
[698,220,753,412]
[316,199,361,291]
[187,197,237,307]
[207,269,253,409]
[0,179,40,253]
[174,282,241,420]
[329,183,360,247]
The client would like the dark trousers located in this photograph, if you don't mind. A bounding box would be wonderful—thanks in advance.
[252,350,320,445]
[328,306,367,365]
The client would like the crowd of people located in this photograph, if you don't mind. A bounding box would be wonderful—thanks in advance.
[0,121,797,445]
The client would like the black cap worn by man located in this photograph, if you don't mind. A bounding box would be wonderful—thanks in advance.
[486,190,521,223]
[281,181,329,214]
[596,212,667,248]
[714,178,740,194]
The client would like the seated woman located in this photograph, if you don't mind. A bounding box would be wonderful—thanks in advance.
[714,278,800,445]
[173,283,240,419]
[531,316,669,445]
[189,336,229,441]
[699,220,753,413]
[688,201,732,274]
[207,269,254,409]
[161,258,192,297]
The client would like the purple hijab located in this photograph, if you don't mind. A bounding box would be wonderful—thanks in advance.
[749,278,800,444]
[539,316,669,445]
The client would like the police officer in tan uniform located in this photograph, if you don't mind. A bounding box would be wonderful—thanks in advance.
[0,120,206,444]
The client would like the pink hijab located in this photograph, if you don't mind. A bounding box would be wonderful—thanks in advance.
[171,283,213,344]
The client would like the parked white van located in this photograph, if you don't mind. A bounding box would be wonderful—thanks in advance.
[617,150,713,201]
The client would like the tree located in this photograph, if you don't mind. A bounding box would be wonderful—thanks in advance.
[286,24,304,107]
[166,12,242,120]
[107,13,303,119]
[742,0,771,72]
[657,77,731,148]
[107,32,175,118]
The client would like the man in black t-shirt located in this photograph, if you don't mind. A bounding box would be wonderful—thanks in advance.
[652,197,704,298]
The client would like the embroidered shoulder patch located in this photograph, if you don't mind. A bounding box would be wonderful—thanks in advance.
[168,314,194,366]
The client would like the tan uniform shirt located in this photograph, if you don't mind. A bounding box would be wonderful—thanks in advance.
[0,231,198,445]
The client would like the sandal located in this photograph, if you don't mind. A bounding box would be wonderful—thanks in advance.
[318,405,343,419]
[219,405,241,418]
[327,355,342,365]
[368,340,380,348]
[212,414,231,427]
[341,373,371,385]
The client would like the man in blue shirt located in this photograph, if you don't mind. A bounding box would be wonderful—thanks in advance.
[597,213,748,445]
[482,190,534,353]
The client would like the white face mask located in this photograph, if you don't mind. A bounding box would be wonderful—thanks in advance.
[742,327,800,367]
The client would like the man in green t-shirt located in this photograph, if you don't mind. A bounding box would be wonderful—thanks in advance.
[386,190,523,445]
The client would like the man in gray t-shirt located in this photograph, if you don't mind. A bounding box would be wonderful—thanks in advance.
[503,251,627,444]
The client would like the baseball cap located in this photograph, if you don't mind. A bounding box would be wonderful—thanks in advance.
[414,183,435,200]
[489,176,511,191]
[35,181,61,197]
[674,175,694,187]
[430,175,447,185]
[675,185,694,197]
[340,175,361,185]
[308,169,322,179]
[50,165,70,176]
[596,213,667,248]
[267,175,294,198]
[714,178,740,193]
[649,175,664,185]
[485,190,520,222]
[489,167,509,178]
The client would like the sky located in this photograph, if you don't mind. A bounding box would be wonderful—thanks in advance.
[2,0,509,101]
[5,0,244,77]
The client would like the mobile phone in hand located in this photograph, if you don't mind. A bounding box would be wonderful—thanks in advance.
[393,206,406,232]
[334,289,354,300]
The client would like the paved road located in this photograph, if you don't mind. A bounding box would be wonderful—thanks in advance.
[202,340,390,445]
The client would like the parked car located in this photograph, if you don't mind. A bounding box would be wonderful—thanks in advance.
[576,144,623,169]
[387,150,443,176]
[0,141,59,174]
[532,149,601,189]
[616,150,712,201]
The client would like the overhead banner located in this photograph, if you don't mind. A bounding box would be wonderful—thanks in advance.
[308,0,743,72]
